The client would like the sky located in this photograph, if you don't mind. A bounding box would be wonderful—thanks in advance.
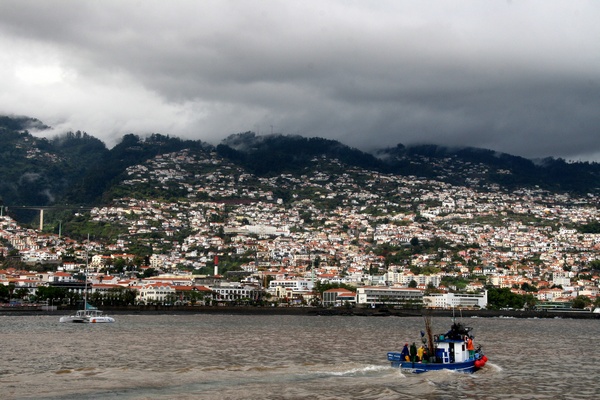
[1,1,600,161]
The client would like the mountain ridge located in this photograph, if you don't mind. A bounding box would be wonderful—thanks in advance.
[2,115,599,214]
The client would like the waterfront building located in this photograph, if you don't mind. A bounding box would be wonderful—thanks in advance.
[267,279,314,295]
[322,288,356,307]
[136,282,176,304]
[355,286,423,308]
[423,291,488,309]
[210,282,262,304]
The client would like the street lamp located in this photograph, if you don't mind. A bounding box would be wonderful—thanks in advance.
[50,298,59,311]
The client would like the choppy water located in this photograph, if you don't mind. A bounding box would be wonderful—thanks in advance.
[0,313,598,399]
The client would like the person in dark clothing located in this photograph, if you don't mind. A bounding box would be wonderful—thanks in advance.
[409,342,418,362]
[400,343,410,361]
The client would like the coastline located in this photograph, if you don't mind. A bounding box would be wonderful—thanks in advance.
[2,305,599,319]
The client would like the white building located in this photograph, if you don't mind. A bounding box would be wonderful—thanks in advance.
[149,254,167,269]
[355,286,423,307]
[323,288,356,307]
[268,279,314,294]
[137,282,176,304]
[552,271,571,287]
[385,271,441,287]
[423,291,488,309]
[224,225,290,237]
[211,282,262,303]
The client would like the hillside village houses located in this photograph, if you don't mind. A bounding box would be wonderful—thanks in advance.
[1,149,600,309]
[1,197,597,310]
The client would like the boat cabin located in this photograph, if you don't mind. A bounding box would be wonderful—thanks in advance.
[434,335,470,363]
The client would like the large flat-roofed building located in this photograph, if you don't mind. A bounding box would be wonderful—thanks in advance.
[423,291,488,309]
[268,279,313,293]
[355,286,423,308]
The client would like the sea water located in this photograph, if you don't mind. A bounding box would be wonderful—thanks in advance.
[0,314,598,399]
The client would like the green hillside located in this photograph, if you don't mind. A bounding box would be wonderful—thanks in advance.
[2,114,600,221]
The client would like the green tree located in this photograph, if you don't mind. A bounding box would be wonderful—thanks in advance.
[313,281,355,296]
[35,286,68,303]
[141,267,159,278]
[523,294,538,310]
[520,282,538,292]
[571,295,591,309]
[187,290,206,305]
[486,287,525,310]
[0,284,10,302]
[14,287,31,301]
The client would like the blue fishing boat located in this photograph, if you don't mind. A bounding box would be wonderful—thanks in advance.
[387,318,488,374]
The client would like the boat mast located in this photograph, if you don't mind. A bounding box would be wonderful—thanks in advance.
[84,234,89,309]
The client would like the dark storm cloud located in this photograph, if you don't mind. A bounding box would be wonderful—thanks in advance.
[1,0,600,160]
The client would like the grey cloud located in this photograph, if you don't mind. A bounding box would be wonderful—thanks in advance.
[1,1,600,160]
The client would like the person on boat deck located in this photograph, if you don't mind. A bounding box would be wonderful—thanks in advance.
[417,345,424,362]
[401,343,410,361]
[466,335,475,358]
[409,343,417,362]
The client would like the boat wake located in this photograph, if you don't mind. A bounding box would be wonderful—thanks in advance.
[484,362,503,372]
[319,364,393,377]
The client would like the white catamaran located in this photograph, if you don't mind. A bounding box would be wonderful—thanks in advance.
[59,238,115,324]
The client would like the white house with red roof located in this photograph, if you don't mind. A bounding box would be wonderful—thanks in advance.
[48,271,77,283]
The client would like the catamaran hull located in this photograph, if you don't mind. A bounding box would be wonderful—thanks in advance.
[59,316,86,323]
[60,315,114,323]
[88,317,115,323]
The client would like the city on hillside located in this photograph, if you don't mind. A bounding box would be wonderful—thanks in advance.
[1,148,600,312]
